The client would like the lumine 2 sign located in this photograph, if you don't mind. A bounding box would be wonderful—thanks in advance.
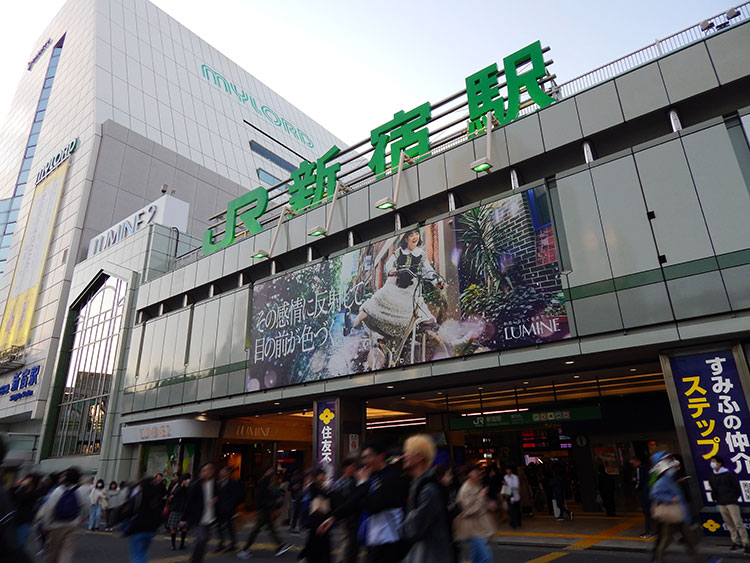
[202,40,555,256]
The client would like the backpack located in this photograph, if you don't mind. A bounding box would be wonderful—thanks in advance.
[53,486,80,521]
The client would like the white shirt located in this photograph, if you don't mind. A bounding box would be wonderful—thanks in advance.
[200,480,215,525]
[504,474,521,503]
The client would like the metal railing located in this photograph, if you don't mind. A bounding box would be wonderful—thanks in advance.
[161,4,750,279]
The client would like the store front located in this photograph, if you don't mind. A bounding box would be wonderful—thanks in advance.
[121,417,220,478]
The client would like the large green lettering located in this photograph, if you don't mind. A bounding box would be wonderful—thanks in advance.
[202,186,269,255]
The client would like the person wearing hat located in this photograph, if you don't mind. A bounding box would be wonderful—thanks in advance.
[649,451,701,563]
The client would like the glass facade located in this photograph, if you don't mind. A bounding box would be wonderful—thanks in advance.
[0,36,65,279]
[50,276,127,457]
[257,168,280,186]
[249,140,297,173]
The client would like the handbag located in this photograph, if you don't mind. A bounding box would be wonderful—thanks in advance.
[161,503,170,518]
[500,484,512,497]
[651,501,683,524]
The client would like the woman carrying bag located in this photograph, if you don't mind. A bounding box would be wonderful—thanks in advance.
[649,451,701,563]
[455,465,497,563]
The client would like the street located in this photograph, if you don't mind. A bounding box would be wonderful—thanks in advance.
[33,526,736,563]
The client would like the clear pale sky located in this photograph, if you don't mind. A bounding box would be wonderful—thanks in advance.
[0,0,737,146]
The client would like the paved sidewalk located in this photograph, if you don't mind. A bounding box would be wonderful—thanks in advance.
[494,511,745,559]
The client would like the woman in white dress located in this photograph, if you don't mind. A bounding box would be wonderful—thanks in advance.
[353,229,443,339]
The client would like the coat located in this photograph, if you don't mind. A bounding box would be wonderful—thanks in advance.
[454,480,496,540]
[708,468,742,506]
[182,479,217,527]
[403,471,454,563]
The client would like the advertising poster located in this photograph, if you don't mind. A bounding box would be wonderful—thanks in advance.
[249,188,569,390]
[0,160,69,350]
[670,351,750,505]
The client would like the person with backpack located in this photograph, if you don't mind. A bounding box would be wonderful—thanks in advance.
[36,466,89,563]
[455,464,497,563]
[402,434,455,563]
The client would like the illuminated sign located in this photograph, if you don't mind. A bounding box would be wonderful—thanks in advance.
[314,399,338,484]
[202,40,555,256]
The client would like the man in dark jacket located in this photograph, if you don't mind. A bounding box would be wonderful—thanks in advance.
[630,457,651,537]
[709,455,749,553]
[402,434,454,563]
[237,469,291,559]
[331,459,359,563]
[180,462,218,563]
[215,466,243,552]
[319,440,410,563]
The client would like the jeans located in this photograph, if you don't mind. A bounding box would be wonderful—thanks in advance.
[88,504,102,530]
[129,532,155,563]
[469,537,492,563]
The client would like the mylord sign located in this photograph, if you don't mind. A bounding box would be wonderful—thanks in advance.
[87,194,189,258]
[202,40,555,256]
[35,138,78,186]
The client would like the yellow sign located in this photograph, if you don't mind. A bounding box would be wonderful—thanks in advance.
[0,160,69,350]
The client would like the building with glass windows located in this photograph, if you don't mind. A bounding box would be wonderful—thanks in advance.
[0,0,344,469]
[52,5,750,532]
[8,0,750,536]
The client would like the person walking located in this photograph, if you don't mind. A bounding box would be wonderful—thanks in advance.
[318,440,410,563]
[181,463,218,563]
[298,468,333,563]
[548,468,572,521]
[630,457,651,537]
[104,481,121,531]
[88,479,108,531]
[649,451,701,563]
[0,437,33,563]
[709,455,749,554]
[330,459,359,563]
[167,473,190,550]
[402,434,455,563]
[597,465,616,517]
[216,466,244,552]
[36,467,90,563]
[237,468,291,559]
[128,476,165,563]
[455,464,496,563]
[289,469,304,534]
[11,472,41,546]
[503,467,522,528]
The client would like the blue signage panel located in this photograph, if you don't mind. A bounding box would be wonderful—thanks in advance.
[0,364,40,401]
[669,351,750,535]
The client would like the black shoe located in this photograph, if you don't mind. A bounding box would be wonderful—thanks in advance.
[744,544,750,555]
[215,545,225,553]
[171,545,176,551]
[225,545,237,552]
[731,543,741,551]
[179,544,186,550]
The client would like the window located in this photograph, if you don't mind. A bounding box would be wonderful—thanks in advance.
[0,34,64,281]
[257,168,280,186]
[525,186,552,231]
[50,276,127,457]
[249,140,298,173]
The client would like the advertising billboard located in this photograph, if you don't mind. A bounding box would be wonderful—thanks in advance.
[0,159,69,351]
[248,187,569,390]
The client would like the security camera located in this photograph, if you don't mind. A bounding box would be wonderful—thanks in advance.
[161,184,168,194]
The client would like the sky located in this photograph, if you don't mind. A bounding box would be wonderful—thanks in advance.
[0,0,738,146]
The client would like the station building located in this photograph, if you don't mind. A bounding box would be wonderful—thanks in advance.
[4,0,750,535]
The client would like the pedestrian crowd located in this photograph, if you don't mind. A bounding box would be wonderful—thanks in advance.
[1,432,746,563]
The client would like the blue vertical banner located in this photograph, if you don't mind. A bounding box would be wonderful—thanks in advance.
[669,349,750,535]
[314,398,338,484]
[670,351,750,505]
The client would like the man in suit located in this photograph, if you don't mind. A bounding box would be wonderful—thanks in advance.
[215,466,243,552]
[180,462,217,563]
